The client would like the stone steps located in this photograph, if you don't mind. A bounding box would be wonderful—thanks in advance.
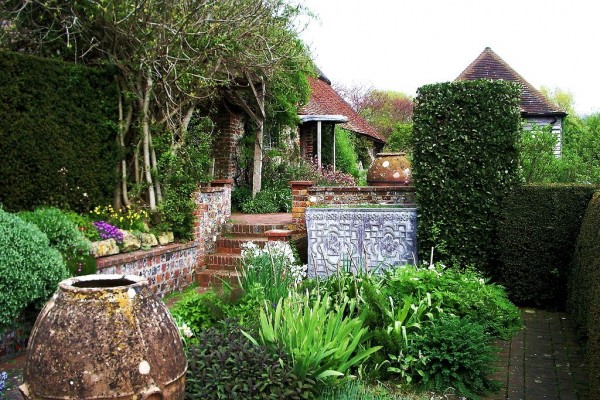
[196,222,292,290]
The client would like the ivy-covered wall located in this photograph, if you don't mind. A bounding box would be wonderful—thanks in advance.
[412,80,521,272]
[497,184,597,307]
[0,51,119,213]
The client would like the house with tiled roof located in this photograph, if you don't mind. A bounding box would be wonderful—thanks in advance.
[298,71,385,168]
[457,47,567,156]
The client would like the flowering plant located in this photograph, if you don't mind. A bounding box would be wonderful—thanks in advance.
[91,204,148,231]
[93,221,124,244]
[0,371,8,397]
[239,241,307,303]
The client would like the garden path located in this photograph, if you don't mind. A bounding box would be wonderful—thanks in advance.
[484,309,587,400]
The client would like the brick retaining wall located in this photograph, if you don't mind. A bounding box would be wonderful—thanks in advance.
[290,180,416,231]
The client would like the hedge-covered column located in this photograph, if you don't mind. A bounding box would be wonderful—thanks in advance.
[412,79,521,272]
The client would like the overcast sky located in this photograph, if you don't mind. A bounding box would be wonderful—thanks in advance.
[299,0,600,116]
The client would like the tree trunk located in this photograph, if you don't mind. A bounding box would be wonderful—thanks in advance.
[252,119,264,198]
[140,73,157,210]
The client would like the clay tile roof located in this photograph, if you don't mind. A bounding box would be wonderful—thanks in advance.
[456,47,566,117]
[299,75,385,143]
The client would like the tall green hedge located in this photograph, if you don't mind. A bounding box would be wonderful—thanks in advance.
[568,191,600,398]
[412,80,521,271]
[0,51,119,213]
[497,185,596,307]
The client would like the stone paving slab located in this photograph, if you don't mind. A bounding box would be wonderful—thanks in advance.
[483,309,588,400]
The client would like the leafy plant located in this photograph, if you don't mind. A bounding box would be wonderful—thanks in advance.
[169,290,228,339]
[0,208,69,332]
[241,187,291,214]
[18,207,91,256]
[246,292,381,383]
[413,316,500,399]
[384,265,522,339]
[238,241,306,304]
[186,321,314,400]
[63,211,101,241]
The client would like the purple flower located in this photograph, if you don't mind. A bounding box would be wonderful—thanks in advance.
[93,220,124,244]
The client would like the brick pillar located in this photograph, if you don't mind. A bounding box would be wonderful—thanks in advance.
[213,109,244,180]
[290,180,315,232]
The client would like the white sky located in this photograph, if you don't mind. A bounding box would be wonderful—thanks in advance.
[299,0,600,116]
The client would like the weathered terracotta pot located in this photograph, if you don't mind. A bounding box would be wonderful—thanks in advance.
[19,274,186,400]
[366,152,412,186]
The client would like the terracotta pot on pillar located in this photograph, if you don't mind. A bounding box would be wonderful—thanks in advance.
[20,274,187,400]
[366,152,412,186]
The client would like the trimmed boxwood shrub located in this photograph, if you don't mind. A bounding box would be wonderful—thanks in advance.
[0,51,119,213]
[568,191,600,398]
[498,184,596,307]
[0,208,69,332]
[412,80,521,272]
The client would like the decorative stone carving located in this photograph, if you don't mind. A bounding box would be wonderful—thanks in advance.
[306,207,417,277]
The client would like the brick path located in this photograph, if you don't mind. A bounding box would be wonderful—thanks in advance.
[484,309,588,400]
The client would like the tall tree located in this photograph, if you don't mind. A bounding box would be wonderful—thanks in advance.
[1,0,311,206]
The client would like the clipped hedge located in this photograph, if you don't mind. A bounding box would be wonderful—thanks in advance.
[412,80,521,271]
[0,51,119,213]
[497,184,596,307]
[568,191,600,398]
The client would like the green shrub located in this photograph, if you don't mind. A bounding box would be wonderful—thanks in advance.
[18,207,96,276]
[241,188,291,214]
[331,127,360,178]
[413,79,521,272]
[169,290,228,337]
[155,114,213,240]
[384,265,522,339]
[568,191,600,398]
[0,208,69,332]
[231,186,252,212]
[413,316,500,398]
[63,211,101,241]
[497,184,596,307]
[0,51,119,213]
[186,322,314,400]
[18,207,91,256]
[385,123,413,154]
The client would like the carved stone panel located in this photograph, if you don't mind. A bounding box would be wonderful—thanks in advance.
[305,207,418,277]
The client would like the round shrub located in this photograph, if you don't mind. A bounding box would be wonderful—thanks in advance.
[413,316,499,398]
[0,208,69,331]
[19,207,95,276]
[185,322,314,400]
[18,207,91,255]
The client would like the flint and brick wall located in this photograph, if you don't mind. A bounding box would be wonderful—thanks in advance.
[291,180,416,231]
[97,243,197,297]
[193,181,232,269]
[96,181,232,298]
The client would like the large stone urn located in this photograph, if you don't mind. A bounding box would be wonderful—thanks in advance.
[366,152,412,186]
[19,274,186,400]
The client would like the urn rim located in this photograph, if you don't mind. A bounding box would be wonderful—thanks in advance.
[59,274,147,293]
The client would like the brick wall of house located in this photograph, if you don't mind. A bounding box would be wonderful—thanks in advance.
[213,108,245,180]
[291,181,416,231]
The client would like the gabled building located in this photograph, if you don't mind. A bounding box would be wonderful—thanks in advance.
[457,47,567,156]
[298,71,385,169]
